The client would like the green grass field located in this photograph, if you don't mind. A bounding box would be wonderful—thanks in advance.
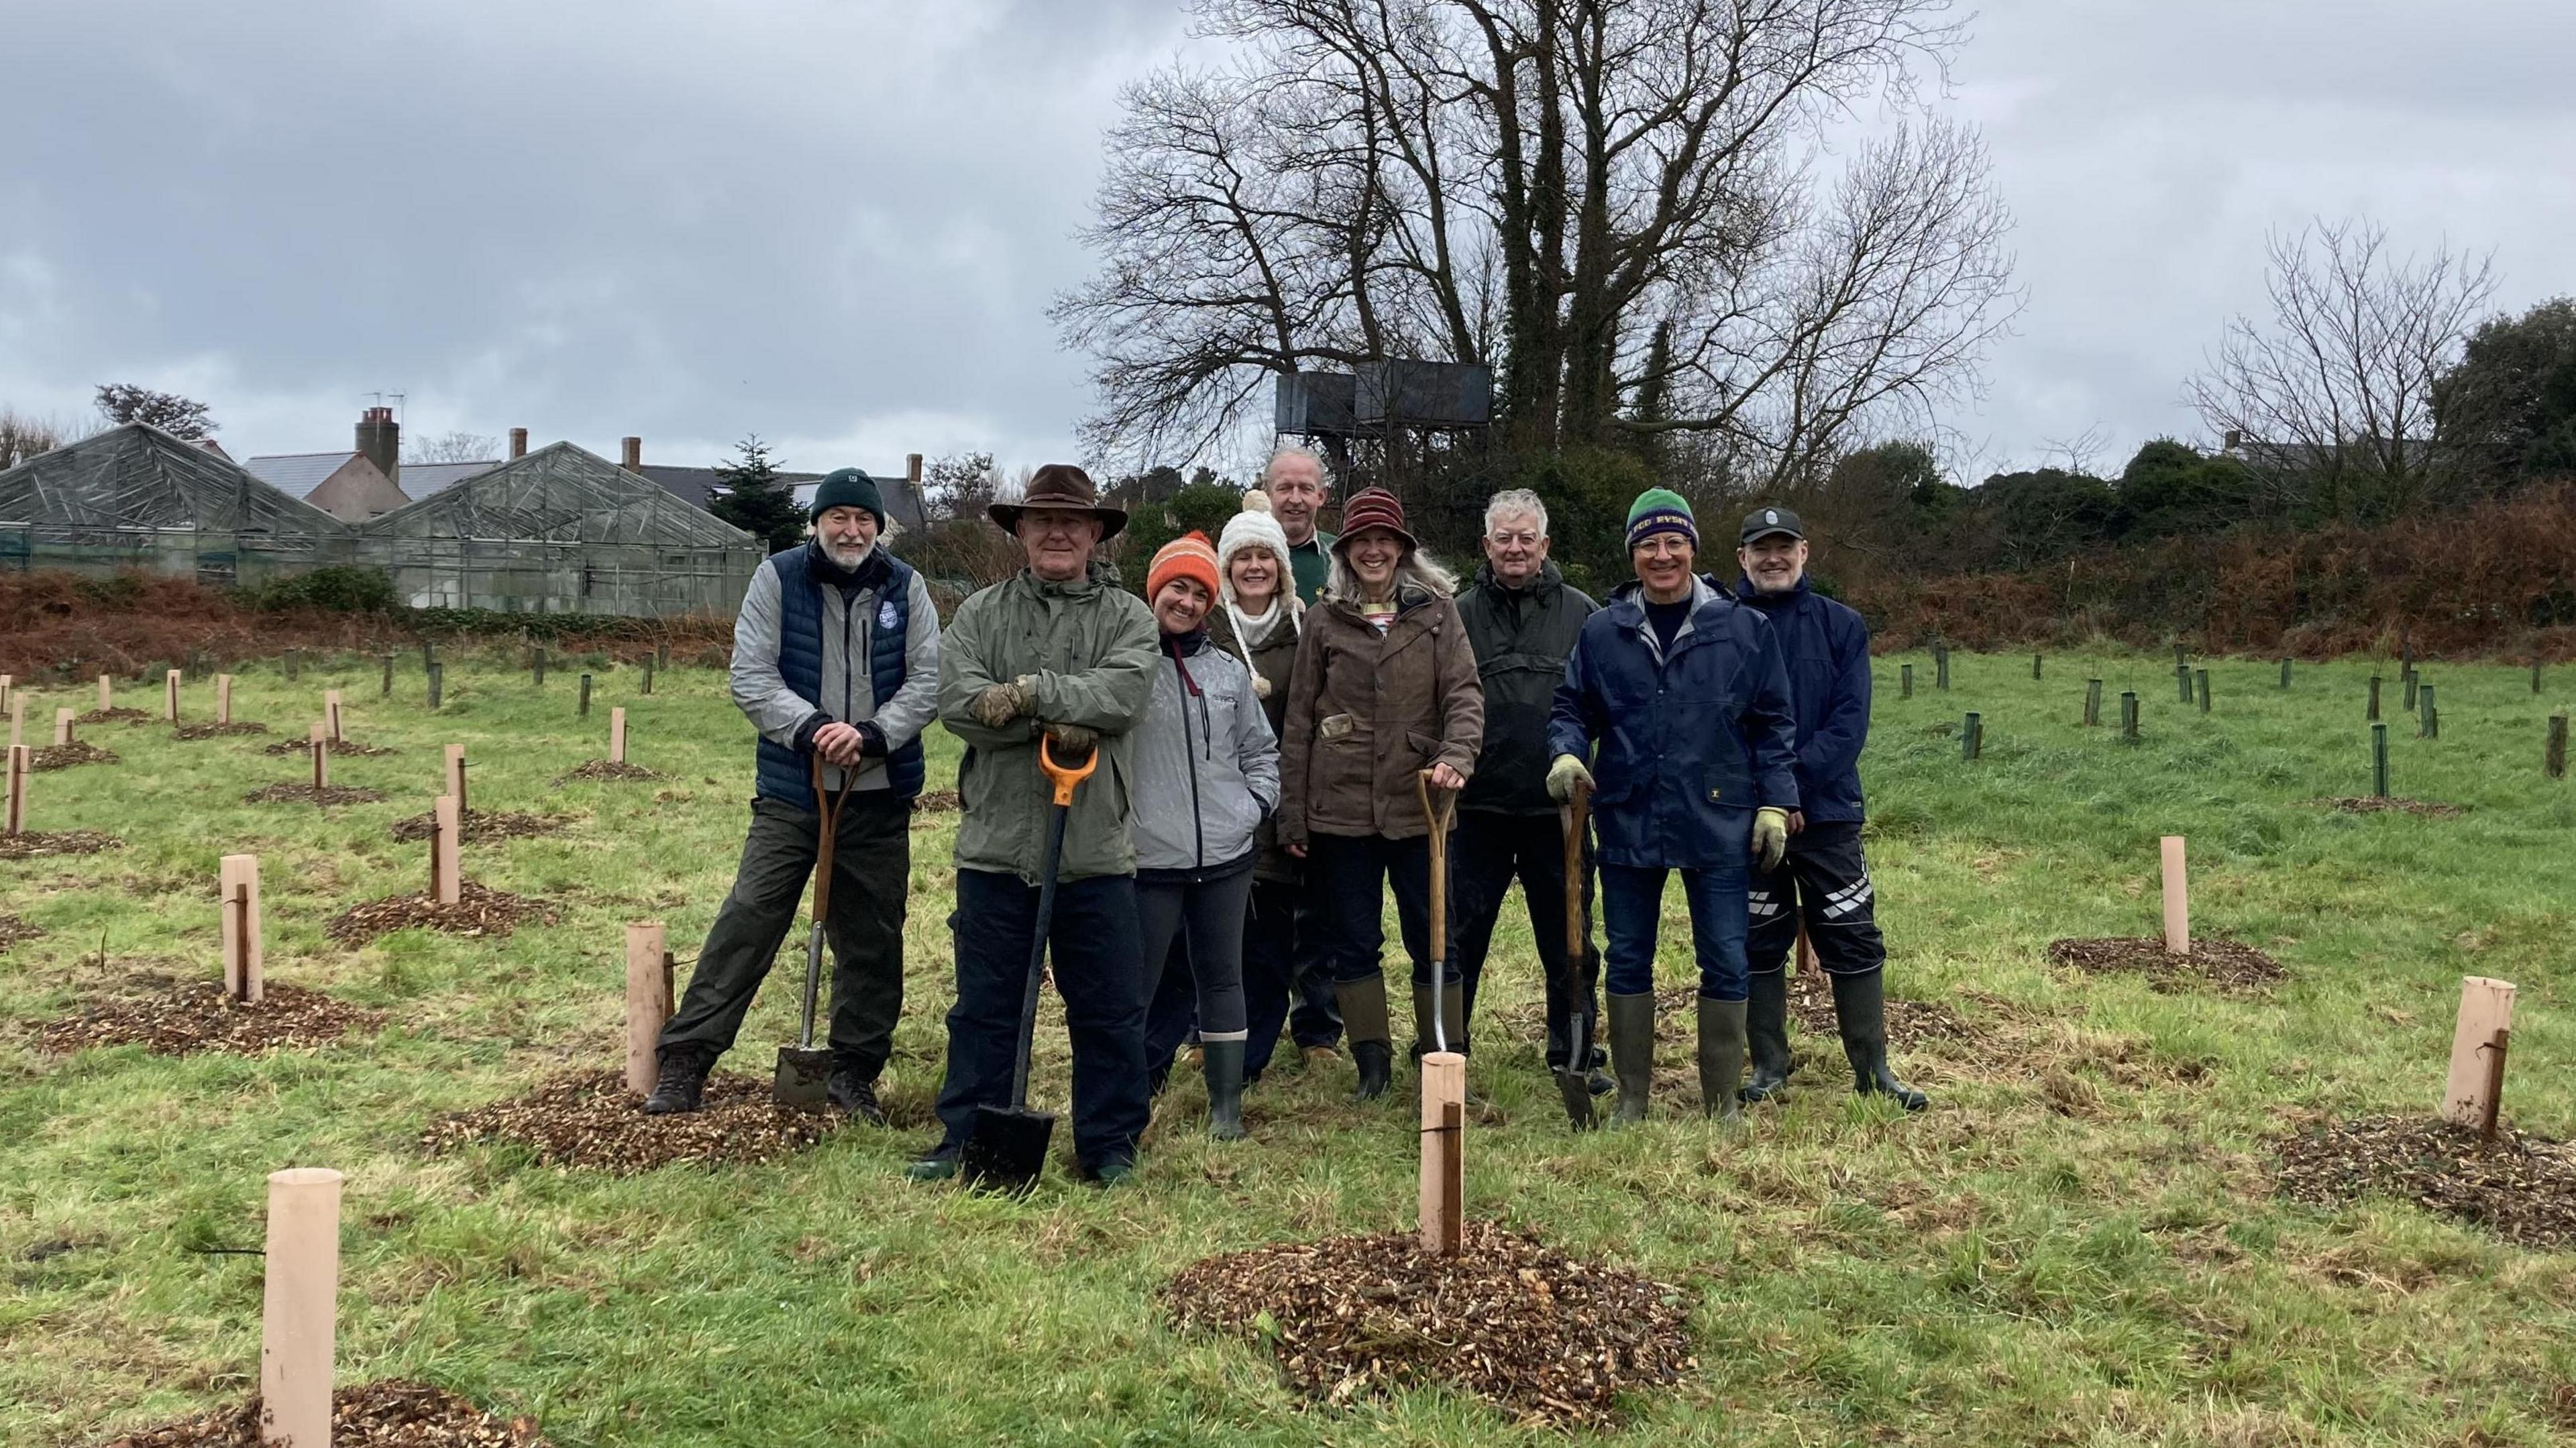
[3,647,2572,1446]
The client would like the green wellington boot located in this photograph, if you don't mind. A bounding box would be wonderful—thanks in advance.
[1202,1039,1248,1141]
[1741,968,1793,1103]
[1606,992,1656,1125]
[1697,995,1747,1120]
[1829,968,1929,1111]
[1337,974,1395,1101]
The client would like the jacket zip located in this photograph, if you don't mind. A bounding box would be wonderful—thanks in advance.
[1175,650,1205,868]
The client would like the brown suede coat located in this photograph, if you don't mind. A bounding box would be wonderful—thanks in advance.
[1278,585,1484,846]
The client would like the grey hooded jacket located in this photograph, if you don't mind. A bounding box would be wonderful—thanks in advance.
[1130,631,1280,879]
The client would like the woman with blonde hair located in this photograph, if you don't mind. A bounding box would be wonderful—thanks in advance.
[1277,486,1484,1100]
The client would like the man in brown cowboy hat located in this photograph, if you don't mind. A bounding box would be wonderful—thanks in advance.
[911,463,1163,1184]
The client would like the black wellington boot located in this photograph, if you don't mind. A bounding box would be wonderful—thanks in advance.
[642,1044,712,1115]
[1202,1039,1248,1141]
[1337,974,1395,1102]
[1696,995,1747,1121]
[1741,968,1794,1104]
[1606,992,1655,1125]
[1829,968,1929,1111]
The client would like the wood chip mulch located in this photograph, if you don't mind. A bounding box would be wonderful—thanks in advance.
[2321,795,2465,817]
[0,830,123,860]
[170,721,270,738]
[323,881,554,947]
[2047,936,2287,992]
[75,707,152,724]
[263,736,397,757]
[30,740,119,770]
[915,789,961,813]
[0,913,43,955]
[423,1069,841,1172]
[243,782,389,806]
[557,759,661,782]
[1165,1223,1696,1429]
[93,1378,545,1447]
[35,977,386,1056]
[390,807,572,843]
[2275,1115,2576,1251]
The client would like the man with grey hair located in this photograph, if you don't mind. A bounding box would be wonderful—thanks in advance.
[1448,486,1607,1093]
[1263,446,1336,604]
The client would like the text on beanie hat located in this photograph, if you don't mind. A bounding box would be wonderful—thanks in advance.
[1148,531,1222,601]
[1625,487,1697,551]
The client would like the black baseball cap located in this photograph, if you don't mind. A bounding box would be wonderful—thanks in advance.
[1740,506,1804,544]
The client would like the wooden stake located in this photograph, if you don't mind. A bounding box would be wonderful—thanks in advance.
[610,707,627,765]
[325,689,343,744]
[166,669,183,722]
[221,854,264,1003]
[432,793,462,905]
[2443,977,2515,1130]
[97,673,112,712]
[8,691,24,750]
[4,744,26,836]
[260,1166,341,1448]
[0,673,11,718]
[217,674,234,725]
[309,724,329,791]
[55,707,74,746]
[625,922,669,1095]
[1419,1050,1465,1255]
[2159,836,2189,956]
[443,744,467,813]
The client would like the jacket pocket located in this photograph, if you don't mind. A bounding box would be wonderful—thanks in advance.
[1703,755,1752,808]
[1319,712,1356,742]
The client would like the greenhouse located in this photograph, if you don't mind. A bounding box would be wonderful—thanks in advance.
[0,423,358,584]
[354,441,764,616]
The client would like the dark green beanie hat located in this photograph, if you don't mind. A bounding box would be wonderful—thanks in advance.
[810,467,886,526]
[1625,487,1697,550]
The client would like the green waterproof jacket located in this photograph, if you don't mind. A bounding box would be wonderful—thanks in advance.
[938,560,1160,883]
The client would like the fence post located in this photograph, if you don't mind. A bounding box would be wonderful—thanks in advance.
[325,690,344,744]
[1418,1050,1465,1256]
[5,693,20,750]
[2372,722,2390,797]
[610,707,627,765]
[625,922,669,1095]
[221,854,263,1003]
[260,1167,342,1448]
[432,794,463,905]
[55,707,74,746]
[97,673,113,712]
[309,724,329,791]
[2159,836,2189,956]
[2442,977,2515,1131]
[3,744,26,836]
[166,669,183,722]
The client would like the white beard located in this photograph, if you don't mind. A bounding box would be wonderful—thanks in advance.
[822,540,874,569]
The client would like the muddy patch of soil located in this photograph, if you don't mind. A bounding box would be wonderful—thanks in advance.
[2319,795,2464,818]
[323,881,554,947]
[92,1378,544,1447]
[243,783,388,806]
[0,830,123,860]
[74,707,152,725]
[36,975,385,1056]
[0,913,43,955]
[2048,936,2287,993]
[1165,1222,1695,1429]
[30,740,119,770]
[556,759,661,783]
[263,736,398,757]
[2275,1115,2576,1251]
[914,789,961,813]
[390,808,572,843]
[171,721,269,739]
[424,1069,842,1172]
[1648,979,1973,1044]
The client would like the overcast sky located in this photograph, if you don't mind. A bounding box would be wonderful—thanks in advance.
[5,0,2571,484]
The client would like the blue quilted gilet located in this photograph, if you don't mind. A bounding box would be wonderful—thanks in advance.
[755,543,924,809]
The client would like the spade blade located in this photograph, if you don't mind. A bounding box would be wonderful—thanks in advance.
[1556,1009,1599,1130]
[773,1045,831,1109]
[958,1104,1055,1194]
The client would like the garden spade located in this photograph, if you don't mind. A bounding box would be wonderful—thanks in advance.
[774,757,859,1109]
[1415,769,1462,1054]
[960,735,1097,1193]
[1556,775,1598,1131]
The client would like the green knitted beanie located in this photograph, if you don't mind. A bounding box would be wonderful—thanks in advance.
[1624,488,1697,551]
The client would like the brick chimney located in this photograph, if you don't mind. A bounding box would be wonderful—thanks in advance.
[356,406,400,488]
[621,436,642,470]
[508,427,527,459]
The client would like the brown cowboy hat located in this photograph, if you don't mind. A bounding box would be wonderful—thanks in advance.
[989,463,1128,539]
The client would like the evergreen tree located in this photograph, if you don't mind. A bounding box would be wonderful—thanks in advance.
[709,434,806,555]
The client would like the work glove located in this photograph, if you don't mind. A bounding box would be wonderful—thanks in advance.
[1545,753,1593,803]
[1752,807,1790,872]
[1045,723,1099,758]
[967,677,1034,729]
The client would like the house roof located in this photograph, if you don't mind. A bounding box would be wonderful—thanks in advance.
[0,423,353,535]
[639,463,821,512]
[398,460,500,498]
[359,441,757,547]
[243,451,366,500]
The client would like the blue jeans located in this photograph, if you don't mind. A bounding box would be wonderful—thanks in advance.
[1597,862,1750,1002]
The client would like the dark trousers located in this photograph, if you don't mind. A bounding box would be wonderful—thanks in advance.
[1151,876,1338,1080]
[1304,832,1448,985]
[934,869,1151,1170]
[1599,861,1750,1002]
[1139,870,1254,1038]
[1287,887,1342,1049]
[1448,810,1599,1067]
[659,793,910,1078]
[1746,822,1886,978]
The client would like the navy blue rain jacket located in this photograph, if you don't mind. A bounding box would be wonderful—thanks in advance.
[1548,576,1799,870]
[1731,575,1870,823]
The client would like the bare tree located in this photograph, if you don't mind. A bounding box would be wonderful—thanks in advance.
[1055,0,2019,488]
[2188,217,2497,522]
[406,431,500,464]
[0,408,88,469]
[95,383,217,439]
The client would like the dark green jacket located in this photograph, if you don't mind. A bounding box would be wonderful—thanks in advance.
[1456,561,1596,815]
[1287,528,1336,604]
[937,561,1159,882]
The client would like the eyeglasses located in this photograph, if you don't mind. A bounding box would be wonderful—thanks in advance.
[1487,531,1542,547]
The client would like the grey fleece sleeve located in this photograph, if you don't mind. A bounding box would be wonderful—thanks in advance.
[869,569,943,750]
[1235,661,1280,814]
[729,563,824,748]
